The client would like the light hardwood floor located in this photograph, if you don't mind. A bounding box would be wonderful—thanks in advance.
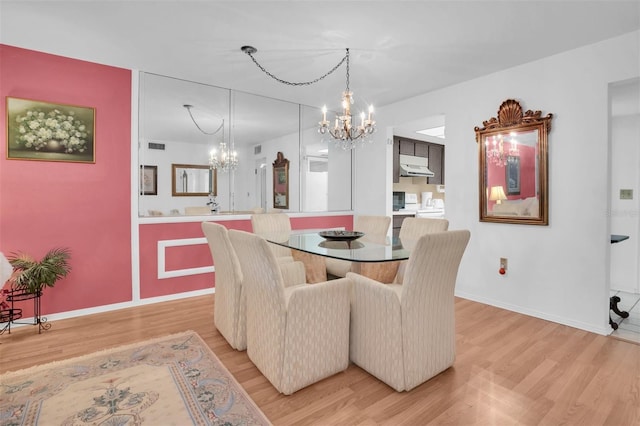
[1,295,639,425]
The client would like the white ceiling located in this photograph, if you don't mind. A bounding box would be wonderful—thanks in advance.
[2,1,639,141]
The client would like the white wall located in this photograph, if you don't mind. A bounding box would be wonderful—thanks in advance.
[356,31,640,334]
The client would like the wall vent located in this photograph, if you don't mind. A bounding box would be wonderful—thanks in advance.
[254,145,262,155]
[148,142,165,150]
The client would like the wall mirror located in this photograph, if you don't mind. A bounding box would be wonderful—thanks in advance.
[138,72,353,216]
[272,152,289,209]
[475,99,552,225]
[171,163,216,197]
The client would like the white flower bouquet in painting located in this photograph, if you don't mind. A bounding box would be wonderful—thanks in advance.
[7,97,95,163]
[15,108,91,153]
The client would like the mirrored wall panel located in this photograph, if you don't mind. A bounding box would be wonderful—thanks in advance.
[138,72,353,217]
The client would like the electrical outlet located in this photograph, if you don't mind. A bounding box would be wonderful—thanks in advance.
[499,257,508,275]
[620,189,633,200]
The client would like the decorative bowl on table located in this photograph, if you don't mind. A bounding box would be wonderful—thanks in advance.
[318,230,365,241]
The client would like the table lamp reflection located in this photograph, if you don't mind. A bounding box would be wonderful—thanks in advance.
[489,186,507,204]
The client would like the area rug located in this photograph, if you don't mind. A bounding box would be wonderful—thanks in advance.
[0,331,271,425]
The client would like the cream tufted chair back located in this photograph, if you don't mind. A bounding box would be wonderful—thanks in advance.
[201,222,247,350]
[228,229,351,395]
[250,213,294,260]
[348,229,470,392]
[393,217,449,283]
[325,215,391,278]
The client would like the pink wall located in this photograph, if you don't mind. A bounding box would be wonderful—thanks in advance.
[139,215,353,299]
[0,45,132,316]
[0,44,355,320]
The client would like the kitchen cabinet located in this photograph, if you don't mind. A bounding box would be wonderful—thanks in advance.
[392,136,445,184]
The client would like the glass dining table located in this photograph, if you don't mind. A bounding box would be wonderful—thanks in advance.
[265,231,413,283]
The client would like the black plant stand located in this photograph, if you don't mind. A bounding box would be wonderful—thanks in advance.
[0,289,50,335]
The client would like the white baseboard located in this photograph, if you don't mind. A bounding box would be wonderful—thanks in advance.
[6,288,215,330]
[454,290,611,336]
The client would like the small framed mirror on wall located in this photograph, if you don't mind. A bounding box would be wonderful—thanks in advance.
[475,99,552,225]
[171,163,216,197]
[273,152,289,209]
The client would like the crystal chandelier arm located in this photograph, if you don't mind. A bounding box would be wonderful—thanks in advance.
[241,46,348,87]
[184,105,224,136]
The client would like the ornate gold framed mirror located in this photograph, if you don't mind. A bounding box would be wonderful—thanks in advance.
[273,152,289,209]
[475,99,552,225]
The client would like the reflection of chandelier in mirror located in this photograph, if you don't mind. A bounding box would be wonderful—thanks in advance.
[487,132,519,167]
[209,142,238,172]
[184,104,238,172]
[241,45,375,150]
[507,132,520,156]
[486,134,506,166]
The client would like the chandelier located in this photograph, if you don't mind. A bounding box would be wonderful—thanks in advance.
[209,141,238,172]
[318,49,375,149]
[241,46,376,150]
[184,104,238,172]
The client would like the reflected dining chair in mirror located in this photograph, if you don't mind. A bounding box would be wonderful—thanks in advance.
[475,99,552,225]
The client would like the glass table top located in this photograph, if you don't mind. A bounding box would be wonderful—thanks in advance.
[265,232,412,263]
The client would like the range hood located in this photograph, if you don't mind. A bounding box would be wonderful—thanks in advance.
[399,154,435,177]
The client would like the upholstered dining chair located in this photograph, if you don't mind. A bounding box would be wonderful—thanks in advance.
[228,229,352,395]
[348,229,470,392]
[325,215,392,278]
[250,213,294,260]
[201,222,246,350]
[202,222,306,351]
[393,217,449,284]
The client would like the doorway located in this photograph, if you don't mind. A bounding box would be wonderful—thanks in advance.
[609,77,640,342]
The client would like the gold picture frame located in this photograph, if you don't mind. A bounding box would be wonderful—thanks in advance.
[475,99,552,225]
[273,151,289,209]
[171,163,216,197]
[6,96,96,163]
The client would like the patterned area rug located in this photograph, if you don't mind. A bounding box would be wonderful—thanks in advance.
[0,331,271,425]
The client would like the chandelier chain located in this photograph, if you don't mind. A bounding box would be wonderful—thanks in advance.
[184,105,224,136]
[345,48,350,93]
[244,48,348,86]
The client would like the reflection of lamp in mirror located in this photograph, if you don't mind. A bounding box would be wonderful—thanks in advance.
[489,186,507,204]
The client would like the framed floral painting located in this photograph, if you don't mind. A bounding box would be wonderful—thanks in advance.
[6,97,96,163]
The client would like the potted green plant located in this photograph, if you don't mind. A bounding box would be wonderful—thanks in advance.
[7,247,71,295]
